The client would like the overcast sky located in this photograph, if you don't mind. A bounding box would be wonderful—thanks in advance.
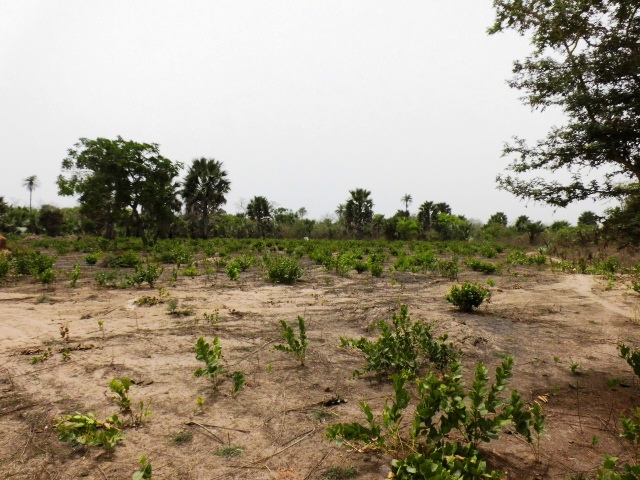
[0,1,613,224]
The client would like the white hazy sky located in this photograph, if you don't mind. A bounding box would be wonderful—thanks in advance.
[0,1,613,224]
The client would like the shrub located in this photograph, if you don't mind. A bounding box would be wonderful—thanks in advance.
[105,250,141,268]
[84,252,102,265]
[11,249,57,275]
[326,357,544,479]
[226,264,239,281]
[194,337,225,389]
[265,256,303,284]
[368,262,384,277]
[37,268,56,286]
[466,258,499,274]
[94,271,119,288]
[445,282,491,312]
[340,305,457,378]
[436,258,459,279]
[69,263,81,287]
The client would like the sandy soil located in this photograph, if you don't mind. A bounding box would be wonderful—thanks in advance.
[1,255,640,479]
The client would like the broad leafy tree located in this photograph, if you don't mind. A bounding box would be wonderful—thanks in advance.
[487,212,508,227]
[491,1,640,206]
[23,175,40,212]
[602,194,640,245]
[577,210,600,227]
[344,188,374,237]
[181,158,230,238]
[246,195,272,238]
[57,137,182,244]
[514,215,531,233]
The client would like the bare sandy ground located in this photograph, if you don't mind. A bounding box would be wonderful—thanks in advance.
[1,258,640,479]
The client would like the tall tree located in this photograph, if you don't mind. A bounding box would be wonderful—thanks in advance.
[57,137,182,244]
[246,196,272,238]
[344,188,374,238]
[401,194,413,214]
[418,201,451,231]
[487,212,508,227]
[490,1,640,206]
[181,158,230,238]
[23,175,40,212]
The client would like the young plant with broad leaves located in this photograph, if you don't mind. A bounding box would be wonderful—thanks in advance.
[327,356,544,479]
[340,305,457,379]
[194,337,225,388]
[274,316,309,367]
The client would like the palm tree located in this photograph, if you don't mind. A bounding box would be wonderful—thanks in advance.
[246,196,272,238]
[345,188,374,238]
[418,201,451,231]
[23,175,40,212]
[401,194,413,214]
[181,158,231,238]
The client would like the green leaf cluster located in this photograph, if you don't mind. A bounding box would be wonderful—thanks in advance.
[56,413,125,450]
[109,377,133,411]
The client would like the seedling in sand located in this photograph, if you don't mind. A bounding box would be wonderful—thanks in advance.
[109,377,133,411]
[231,371,246,396]
[56,412,125,450]
[203,309,220,325]
[69,263,81,287]
[194,337,226,388]
[569,360,580,375]
[274,316,309,366]
[132,454,153,480]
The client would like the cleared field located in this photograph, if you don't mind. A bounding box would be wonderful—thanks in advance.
[1,238,639,479]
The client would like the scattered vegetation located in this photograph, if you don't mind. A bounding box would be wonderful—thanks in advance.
[326,357,544,478]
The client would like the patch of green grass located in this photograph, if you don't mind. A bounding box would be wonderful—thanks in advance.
[312,410,339,421]
[215,444,243,457]
[171,430,193,445]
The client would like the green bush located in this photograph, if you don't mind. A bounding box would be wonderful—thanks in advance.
[11,249,57,275]
[445,282,491,312]
[37,268,56,285]
[326,357,544,479]
[265,256,303,284]
[105,250,141,268]
[466,258,499,274]
[128,263,164,288]
[340,305,457,378]
[226,264,239,281]
[84,252,102,265]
